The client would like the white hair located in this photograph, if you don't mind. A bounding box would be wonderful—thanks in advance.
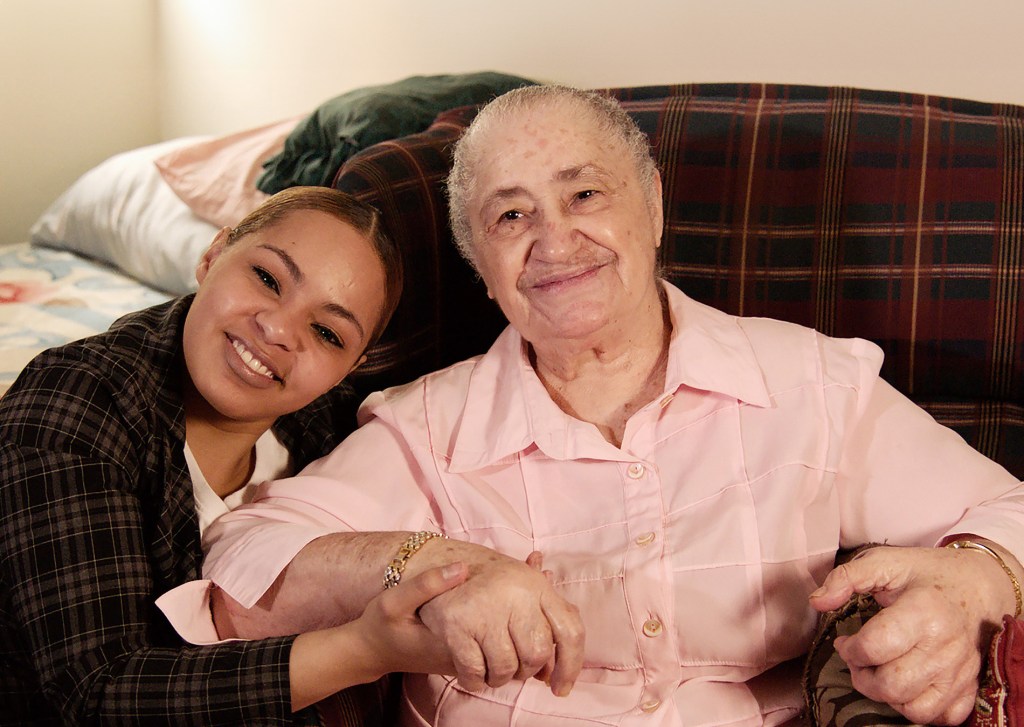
[446,85,660,268]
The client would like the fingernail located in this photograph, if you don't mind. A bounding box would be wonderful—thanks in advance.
[441,563,463,580]
[809,586,825,598]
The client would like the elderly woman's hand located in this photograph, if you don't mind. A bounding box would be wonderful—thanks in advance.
[413,544,584,696]
[809,543,1021,724]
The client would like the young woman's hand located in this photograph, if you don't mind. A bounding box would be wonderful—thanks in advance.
[289,562,467,710]
[353,562,469,677]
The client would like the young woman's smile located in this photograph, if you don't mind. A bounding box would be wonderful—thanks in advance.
[183,210,387,427]
[227,334,279,383]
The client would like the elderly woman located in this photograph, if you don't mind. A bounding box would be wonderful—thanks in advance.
[160,86,1024,727]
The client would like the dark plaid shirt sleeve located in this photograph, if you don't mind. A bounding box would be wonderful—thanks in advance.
[0,300,301,726]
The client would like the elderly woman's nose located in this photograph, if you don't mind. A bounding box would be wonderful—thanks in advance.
[531,213,580,261]
[255,306,301,350]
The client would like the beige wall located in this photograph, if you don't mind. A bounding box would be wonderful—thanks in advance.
[158,0,1024,137]
[0,0,159,245]
[4,0,1023,244]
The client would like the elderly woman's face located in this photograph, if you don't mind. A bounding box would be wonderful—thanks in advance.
[466,101,663,346]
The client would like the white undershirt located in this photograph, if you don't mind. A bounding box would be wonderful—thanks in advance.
[184,429,293,539]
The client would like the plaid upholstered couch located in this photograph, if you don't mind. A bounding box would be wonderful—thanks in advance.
[334,82,1024,481]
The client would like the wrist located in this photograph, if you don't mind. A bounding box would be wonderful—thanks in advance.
[290,625,385,709]
[382,531,447,589]
[945,539,1023,619]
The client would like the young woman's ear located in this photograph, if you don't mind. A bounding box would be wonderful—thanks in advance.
[195,227,233,285]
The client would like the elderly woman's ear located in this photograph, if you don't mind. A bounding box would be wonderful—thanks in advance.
[650,170,664,247]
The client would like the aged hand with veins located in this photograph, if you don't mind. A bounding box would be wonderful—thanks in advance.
[809,543,1021,724]
[409,541,584,695]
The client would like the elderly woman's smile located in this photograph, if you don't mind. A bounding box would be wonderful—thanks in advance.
[518,250,612,294]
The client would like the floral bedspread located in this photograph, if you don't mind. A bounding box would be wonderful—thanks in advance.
[0,242,171,396]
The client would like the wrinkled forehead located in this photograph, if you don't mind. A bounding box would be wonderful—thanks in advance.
[466,99,633,196]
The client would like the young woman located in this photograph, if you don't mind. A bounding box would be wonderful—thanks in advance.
[0,187,464,726]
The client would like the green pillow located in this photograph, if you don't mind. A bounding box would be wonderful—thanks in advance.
[257,71,537,193]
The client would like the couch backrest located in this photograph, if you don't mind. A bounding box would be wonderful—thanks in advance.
[335,83,1024,479]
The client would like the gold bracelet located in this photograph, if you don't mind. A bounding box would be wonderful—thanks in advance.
[946,539,1023,618]
[383,531,446,589]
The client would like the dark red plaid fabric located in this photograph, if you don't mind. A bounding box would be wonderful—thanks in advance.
[334,83,1024,479]
[332,106,504,397]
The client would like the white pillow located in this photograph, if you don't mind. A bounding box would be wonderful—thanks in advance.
[29,138,222,295]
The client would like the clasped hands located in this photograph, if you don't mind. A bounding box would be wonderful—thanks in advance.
[408,546,584,696]
[810,543,1021,725]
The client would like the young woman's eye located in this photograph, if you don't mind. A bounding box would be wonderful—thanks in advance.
[313,324,343,349]
[253,266,279,293]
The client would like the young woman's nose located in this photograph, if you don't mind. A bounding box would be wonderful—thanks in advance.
[255,306,301,350]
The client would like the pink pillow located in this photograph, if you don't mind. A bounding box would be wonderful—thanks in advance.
[154,115,302,228]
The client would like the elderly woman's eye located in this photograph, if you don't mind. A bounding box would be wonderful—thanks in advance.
[576,189,598,201]
[499,209,523,223]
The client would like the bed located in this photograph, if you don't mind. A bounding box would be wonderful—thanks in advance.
[0,243,171,396]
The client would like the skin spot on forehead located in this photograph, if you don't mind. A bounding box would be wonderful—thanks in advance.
[520,125,547,150]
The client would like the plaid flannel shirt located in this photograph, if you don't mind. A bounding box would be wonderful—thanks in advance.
[0,297,381,726]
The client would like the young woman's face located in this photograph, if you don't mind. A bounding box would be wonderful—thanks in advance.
[182,210,387,427]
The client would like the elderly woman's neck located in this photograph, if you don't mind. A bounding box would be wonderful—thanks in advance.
[529,289,671,448]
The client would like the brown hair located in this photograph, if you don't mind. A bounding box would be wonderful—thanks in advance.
[228,186,403,349]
